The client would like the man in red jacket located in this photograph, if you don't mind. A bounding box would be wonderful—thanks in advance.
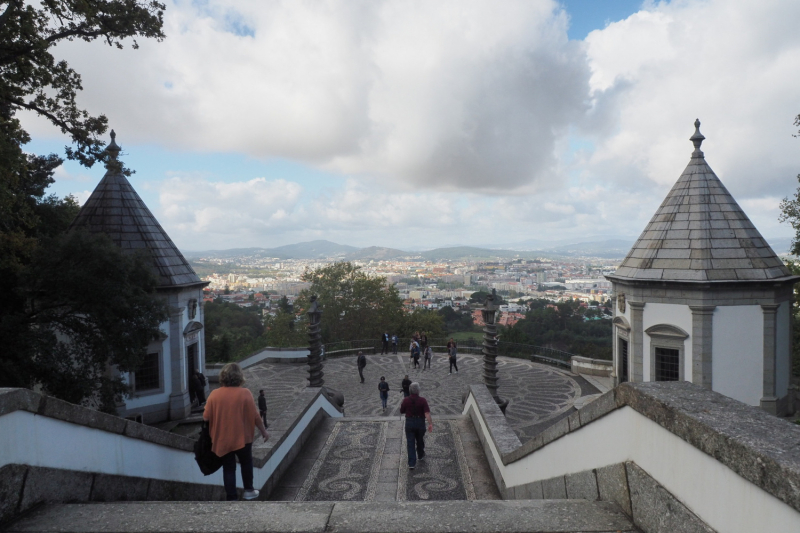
[399,382,433,469]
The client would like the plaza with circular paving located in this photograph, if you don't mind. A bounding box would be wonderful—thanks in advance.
[243,351,598,441]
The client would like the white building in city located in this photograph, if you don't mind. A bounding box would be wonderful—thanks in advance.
[606,121,798,415]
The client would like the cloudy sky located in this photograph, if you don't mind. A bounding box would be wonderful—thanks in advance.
[23,0,800,252]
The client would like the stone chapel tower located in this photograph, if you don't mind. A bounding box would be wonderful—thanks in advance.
[69,132,209,422]
[606,121,798,415]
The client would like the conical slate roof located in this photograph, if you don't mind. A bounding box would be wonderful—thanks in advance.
[69,131,205,289]
[609,120,791,283]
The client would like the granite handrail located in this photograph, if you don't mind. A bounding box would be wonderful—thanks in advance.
[0,385,343,519]
[463,381,800,515]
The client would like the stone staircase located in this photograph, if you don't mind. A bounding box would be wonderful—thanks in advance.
[268,415,500,502]
[4,501,639,532]
[2,414,639,532]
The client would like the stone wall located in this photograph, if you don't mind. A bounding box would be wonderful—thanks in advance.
[570,356,612,377]
[0,386,343,526]
[463,381,800,533]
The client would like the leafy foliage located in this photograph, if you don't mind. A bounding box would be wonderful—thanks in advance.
[0,1,167,410]
[399,309,444,337]
[1,230,167,412]
[469,290,505,304]
[204,300,268,362]
[784,260,800,377]
[264,310,306,348]
[502,299,612,358]
[437,305,473,333]
[299,262,403,342]
[0,0,165,169]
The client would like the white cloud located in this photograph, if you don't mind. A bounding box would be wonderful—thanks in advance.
[583,0,800,201]
[158,176,303,235]
[22,0,800,249]
[25,0,588,193]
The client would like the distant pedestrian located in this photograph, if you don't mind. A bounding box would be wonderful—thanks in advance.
[409,339,420,368]
[423,346,432,370]
[400,382,433,469]
[194,370,207,405]
[402,375,411,397]
[258,390,268,428]
[392,334,398,354]
[448,339,458,374]
[381,332,390,354]
[378,376,389,409]
[420,333,428,353]
[412,345,421,369]
[357,351,367,383]
[190,372,201,406]
[203,363,269,501]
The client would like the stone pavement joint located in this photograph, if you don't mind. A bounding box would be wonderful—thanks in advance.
[6,500,638,533]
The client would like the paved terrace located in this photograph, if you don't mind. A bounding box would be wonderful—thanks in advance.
[242,352,601,442]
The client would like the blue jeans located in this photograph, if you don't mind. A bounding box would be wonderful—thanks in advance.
[380,391,388,408]
[221,442,254,500]
[405,418,426,467]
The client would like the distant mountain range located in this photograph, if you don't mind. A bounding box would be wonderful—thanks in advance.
[184,236,794,262]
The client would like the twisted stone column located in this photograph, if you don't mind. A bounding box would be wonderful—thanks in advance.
[306,295,324,387]
[481,289,508,414]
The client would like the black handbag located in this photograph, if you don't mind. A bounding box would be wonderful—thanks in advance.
[194,421,223,475]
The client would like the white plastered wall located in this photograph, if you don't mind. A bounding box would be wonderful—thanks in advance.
[0,394,342,490]
[123,320,172,411]
[641,303,692,382]
[712,305,762,406]
[464,396,800,533]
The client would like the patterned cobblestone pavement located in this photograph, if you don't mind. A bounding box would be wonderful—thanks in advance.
[269,416,500,502]
[243,352,596,441]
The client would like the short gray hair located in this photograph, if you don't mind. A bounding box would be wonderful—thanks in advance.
[409,382,420,395]
[219,363,245,387]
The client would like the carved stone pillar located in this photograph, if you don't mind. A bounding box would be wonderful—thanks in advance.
[481,290,508,414]
[306,295,324,387]
[629,301,645,382]
[689,305,715,388]
[760,304,779,414]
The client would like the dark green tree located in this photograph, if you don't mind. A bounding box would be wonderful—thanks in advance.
[264,310,306,348]
[437,305,474,334]
[469,290,505,305]
[2,230,167,411]
[277,295,292,313]
[779,114,800,255]
[299,262,403,342]
[784,260,800,377]
[400,309,444,338]
[0,1,167,410]
[0,0,165,169]
[204,300,266,362]
[778,113,800,377]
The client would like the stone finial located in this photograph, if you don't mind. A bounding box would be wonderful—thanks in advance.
[690,119,705,158]
[105,129,122,170]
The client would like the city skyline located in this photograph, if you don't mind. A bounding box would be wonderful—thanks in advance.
[21,0,800,251]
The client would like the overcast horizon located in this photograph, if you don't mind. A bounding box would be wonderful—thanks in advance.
[22,0,800,252]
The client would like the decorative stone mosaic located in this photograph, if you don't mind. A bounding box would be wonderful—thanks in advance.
[295,421,387,501]
[242,353,588,441]
[397,420,476,501]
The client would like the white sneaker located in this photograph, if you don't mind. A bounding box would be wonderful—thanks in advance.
[243,489,260,500]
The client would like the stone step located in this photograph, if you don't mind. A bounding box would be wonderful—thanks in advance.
[6,500,638,533]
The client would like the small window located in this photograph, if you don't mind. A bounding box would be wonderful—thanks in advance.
[134,353,161,391]
[655,348,680,381]
[619,338,629,383]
